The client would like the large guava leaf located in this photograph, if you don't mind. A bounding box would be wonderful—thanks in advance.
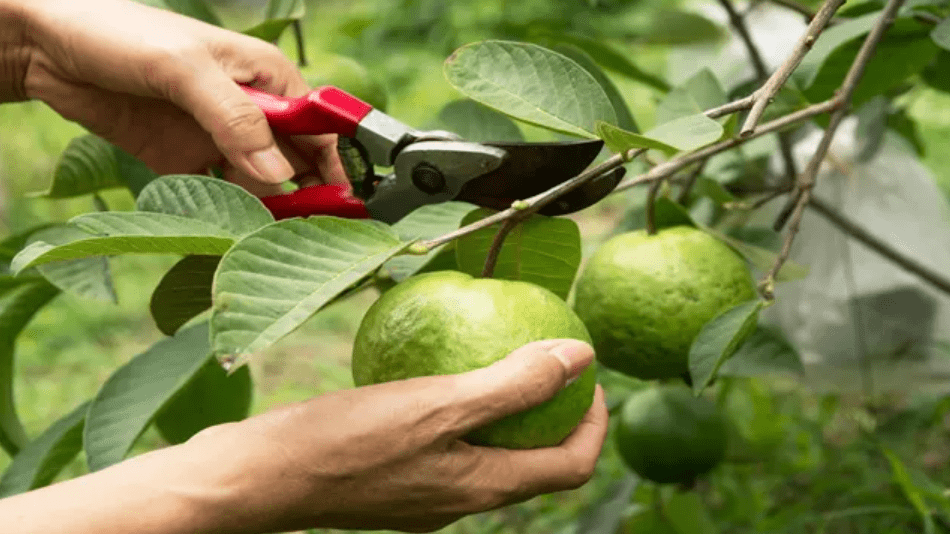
[38,135,123,199]
[12,175,273,272]
[151,255,221,336]
[688,299,764,395]
[443,41,616,138]
[384,202,477,282]
[0,401,88,497]
[0,277,60,456]
[28,227,117,304]
[454,209,581,300]
[84,323,211,471]
[548,43,639,133]
[435,100,525,142]
[718,326,804,378]
[211,218,406,364]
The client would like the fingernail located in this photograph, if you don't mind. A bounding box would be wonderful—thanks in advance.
[247,146,294,184]
[548,339,595,385]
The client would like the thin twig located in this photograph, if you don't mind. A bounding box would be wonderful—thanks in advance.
[613,99,837,195]
[809,196,950,296]
[292,21,307,67]
[718,0,769,78]
[764,0,907,294]
[718,0,800,185]
[741,0,847,136]
[481,218,520,278]
[676,161,708,204]
[706,95,756,119]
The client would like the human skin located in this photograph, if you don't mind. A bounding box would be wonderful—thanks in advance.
[0,0,347,197]
[0,340,608,533]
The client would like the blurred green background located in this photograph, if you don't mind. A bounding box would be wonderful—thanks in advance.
[2,0,950,532]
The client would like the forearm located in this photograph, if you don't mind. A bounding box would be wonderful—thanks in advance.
[0,441,247,534]
[0,0,32,102]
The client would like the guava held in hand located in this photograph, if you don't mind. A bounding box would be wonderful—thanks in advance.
[573,225,755,381]
[351,271,597,449]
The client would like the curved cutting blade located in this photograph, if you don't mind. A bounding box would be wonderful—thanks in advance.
[454,139,622,214]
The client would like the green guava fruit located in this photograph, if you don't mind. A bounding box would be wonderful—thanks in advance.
[573,226,755,381]
[615,385,728,484]
[351,271,597,449]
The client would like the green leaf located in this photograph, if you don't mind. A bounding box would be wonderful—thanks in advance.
[531,32,670,92]
[931,17,950,50]
[151,255,220,336]
[642,10,724,45]
[27,226,117,303]
[114,145,158,198]
[922,50,950,93]
[384,202,477,282]
[804,21,939,107]
[39,135,123,199]
[211,218,406,364]
[652,197,698,231]
[1,225,59,273]
[264,0,305,19]
[84,323,212,471]
[694,178,736,205]
[884,448,935,534]
[596,121,679,155]
[444,40,616,138]
[655,69,726,125]
[664,491,718,534]
[163,0,221,26]
[0,401,88,497]
[435,100,525,142]
[136,175,274,235]
[706,228,809,282]
[454,209,581,300]
[855,96,889,162]
[688,299,764,395]
[574,474,639,534]
[154,360,252,445]
[718,326,805,377]
[644,114,723,152]
[243,18,297,42]
[548,43,639,132]
[795,13,879,88]
[11,214,236,272]
[0,277,60,455]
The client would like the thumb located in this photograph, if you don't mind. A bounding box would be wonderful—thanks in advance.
[444,339,595,438]
[175,69,295,185]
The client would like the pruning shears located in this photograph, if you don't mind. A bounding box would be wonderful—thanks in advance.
[242,85,625,224]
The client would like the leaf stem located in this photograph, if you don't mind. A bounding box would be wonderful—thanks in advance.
[292,20,307,67]
[481,218,520,278]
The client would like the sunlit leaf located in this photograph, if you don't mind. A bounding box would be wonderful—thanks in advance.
[455,209,581,300]
[444,41,616,137]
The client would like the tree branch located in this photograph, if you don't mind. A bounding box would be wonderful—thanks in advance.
[741,0,847,136]
[808,196,950,297]
[481,218,520,278]
[764,0,907,295]
[706,95,756,119]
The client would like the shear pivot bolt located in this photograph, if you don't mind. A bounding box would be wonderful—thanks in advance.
[411,163,446,195]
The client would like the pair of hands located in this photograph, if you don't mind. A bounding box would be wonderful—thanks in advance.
[0,0,610,532]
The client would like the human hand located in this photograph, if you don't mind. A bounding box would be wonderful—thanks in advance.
[13,0,346,196]
[181,339,607,533]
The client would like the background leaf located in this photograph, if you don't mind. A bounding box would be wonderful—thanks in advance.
[29,226,117,303]
[211,218,405,363]
[0,401,88,498]
[150,255,221,336]
[0,277,60,455]
[154,360,252,444]
[655,69,726,125]
[455,209,582,300]
[930,17,950,50]
[574,474,639,534]
[644,114,724,152]
[596,122,679,155]
[444,40,616,137]
[39,135,123,199]
[435,100,525,142]
[163,0,221,25]
[689,300,764,394]
[84,323,211,471]
[384,202,477,282]
[718,326,805,378]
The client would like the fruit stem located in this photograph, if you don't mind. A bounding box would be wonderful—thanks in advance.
[481,218,520,278]
[645,178,665,236]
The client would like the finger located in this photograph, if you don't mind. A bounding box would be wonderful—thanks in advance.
[439,339,595,438]
[483,385,609,501]
[172,66,295,185]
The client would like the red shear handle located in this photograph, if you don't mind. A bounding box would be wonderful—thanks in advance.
[261,184,371,220]
[242,86,373,137]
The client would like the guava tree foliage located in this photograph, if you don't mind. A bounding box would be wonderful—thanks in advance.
[3,0,950,530]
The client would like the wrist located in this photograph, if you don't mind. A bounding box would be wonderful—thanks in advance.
[0,0,34,102]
